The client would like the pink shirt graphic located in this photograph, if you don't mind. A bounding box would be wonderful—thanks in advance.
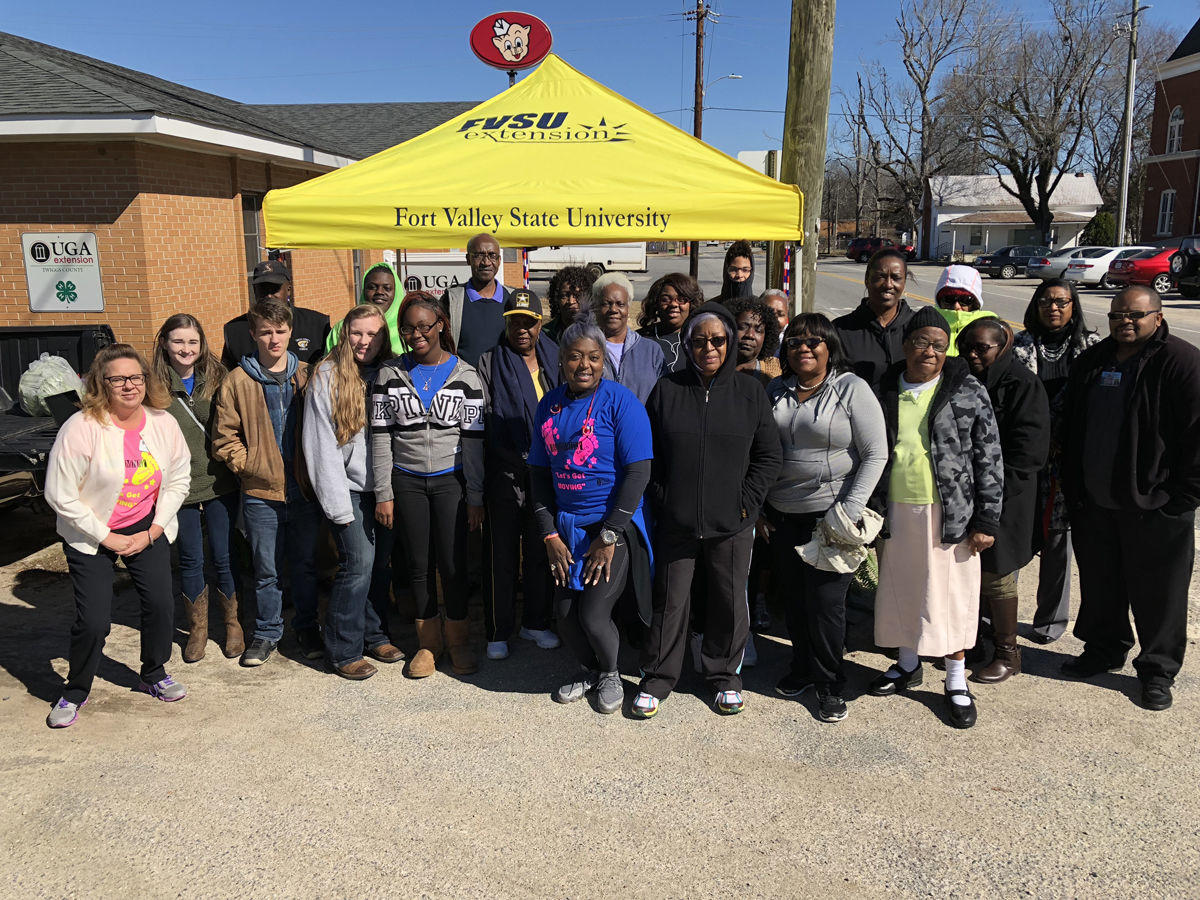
[107,425,162,529]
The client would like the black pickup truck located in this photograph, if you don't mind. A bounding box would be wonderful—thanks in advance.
[0,325,115,508]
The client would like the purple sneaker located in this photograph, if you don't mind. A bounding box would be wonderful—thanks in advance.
[137,674,187,702]
[47,697,85,728]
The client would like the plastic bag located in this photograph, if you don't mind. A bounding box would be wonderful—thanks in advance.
[19,353,84,416]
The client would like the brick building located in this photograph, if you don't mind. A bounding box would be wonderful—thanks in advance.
[0,32,484,356]
[1142,18,1200,241]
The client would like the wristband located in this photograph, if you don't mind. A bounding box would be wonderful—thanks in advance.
[147,530,156,546]
[543,532,559,542]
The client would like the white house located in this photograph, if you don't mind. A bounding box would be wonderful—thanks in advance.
[920,174,1103,259]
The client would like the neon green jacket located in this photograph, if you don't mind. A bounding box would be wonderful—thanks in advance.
[937,308,994,357]
[326,261,407,357]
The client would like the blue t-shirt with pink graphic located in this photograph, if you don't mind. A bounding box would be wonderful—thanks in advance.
[528,379,652,519]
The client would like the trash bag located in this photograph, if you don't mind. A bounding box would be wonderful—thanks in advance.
[19,353,84,416]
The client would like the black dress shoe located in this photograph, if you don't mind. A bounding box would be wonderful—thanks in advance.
[1141,681,1173,711]
[867,663,923,696]
[1061,652,1124,679]
[945,687,977,729]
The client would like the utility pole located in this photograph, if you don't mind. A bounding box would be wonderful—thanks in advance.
[1115,0,1144,246]
[687,0,713,279]
[774,0,837,313]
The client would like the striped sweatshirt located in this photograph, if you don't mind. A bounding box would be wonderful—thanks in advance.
[370,355,485,505]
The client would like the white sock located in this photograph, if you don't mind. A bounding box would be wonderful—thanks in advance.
[898,647,920,672]
[945,657,970,706]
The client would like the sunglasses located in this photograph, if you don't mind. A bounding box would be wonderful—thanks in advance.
[1037,297,1072,309]
[1107,310,1156,321]
[963,342,1000,356]
[784,336,825,351]
[690,335,728,350]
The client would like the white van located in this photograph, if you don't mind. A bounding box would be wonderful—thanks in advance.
[526,242,648,278]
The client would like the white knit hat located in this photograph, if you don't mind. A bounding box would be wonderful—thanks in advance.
[935,264,983,305]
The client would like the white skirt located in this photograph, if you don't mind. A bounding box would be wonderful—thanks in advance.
[874,502,980,657]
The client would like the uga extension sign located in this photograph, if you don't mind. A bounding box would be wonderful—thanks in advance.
[469,11,552,70]
[22,232,105,312]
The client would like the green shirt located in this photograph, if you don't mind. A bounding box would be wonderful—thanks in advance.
[889,375,939,505]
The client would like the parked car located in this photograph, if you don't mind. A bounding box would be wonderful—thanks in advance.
[1026,246,1110,280]
[1063,246,1155,289]
[1169,234,1200,298]
[845,236,916,263]
[972,245,1052,279]
[1107,242,1182,295]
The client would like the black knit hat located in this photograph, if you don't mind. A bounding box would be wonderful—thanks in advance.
[903,305,951,340]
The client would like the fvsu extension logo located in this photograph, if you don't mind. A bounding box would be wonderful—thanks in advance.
[457,113,630,144]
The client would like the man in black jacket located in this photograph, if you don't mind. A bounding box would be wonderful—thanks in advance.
[634,302,782,717]
[221,260,331,368]
[1060,285,1200,711]
[834,248,916,395]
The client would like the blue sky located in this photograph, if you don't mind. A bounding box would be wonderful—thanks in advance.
[6,0,1200,157]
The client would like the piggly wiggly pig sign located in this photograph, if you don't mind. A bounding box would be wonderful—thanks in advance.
[469,11,552,71]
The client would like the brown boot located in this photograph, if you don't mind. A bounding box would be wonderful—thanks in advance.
[216,589,245,659]
[182,588,209,663]
[973,595,1021,683]
[444,618,478,675]
[406,616,443,678]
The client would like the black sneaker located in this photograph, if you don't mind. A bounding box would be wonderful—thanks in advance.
[775,673,812,698]
[815,685,848,723]
[240,638,277,667]
[295,627,324,661]
[1141,680,1173,711]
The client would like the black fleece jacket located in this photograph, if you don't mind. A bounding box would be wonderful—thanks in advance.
[646,302,782,539]
[1061,321,1200,515]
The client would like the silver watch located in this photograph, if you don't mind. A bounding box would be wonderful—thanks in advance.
[599,527,618,546]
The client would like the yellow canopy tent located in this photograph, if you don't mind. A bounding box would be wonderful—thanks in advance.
[263,54,802,249]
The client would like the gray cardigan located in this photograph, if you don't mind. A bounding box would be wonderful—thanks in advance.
[302,360,374,526]
[765,370,887,519]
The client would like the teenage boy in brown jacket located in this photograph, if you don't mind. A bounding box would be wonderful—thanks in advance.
[213,299,320,667]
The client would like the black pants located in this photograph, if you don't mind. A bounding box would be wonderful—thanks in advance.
[62,512,174,704]
[640,527,753,699]
[483,468,552,641]
[767,507,853,689]
[1072,502,1194,683]
[392,471,468,620]
[556,535,630,673]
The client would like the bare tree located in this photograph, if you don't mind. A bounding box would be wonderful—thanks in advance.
[845,0,982,255]
[954,0,1120,244]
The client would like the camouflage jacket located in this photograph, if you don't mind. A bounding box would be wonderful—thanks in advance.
[871,357,1004,544]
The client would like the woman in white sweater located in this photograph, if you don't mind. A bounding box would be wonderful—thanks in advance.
[303,305,404,680]
[44,344,191,728]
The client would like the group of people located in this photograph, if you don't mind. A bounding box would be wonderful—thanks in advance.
[42,238,1200,731]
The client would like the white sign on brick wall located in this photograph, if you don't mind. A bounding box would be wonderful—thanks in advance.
[22,232,105,312]
[399,251,471,300]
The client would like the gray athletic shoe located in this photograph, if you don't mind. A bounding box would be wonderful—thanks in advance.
[554,669,597,704]
[595,671,624,715]
[137,674,187,702]
[47,697,84,728]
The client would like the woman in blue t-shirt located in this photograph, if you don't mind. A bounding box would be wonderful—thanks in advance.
[529,313,653,715]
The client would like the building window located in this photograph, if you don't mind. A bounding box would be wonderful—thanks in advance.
[1167,106,1184,154]
[1157,189,1176,236]
[242,194,264,301]
[969,225,983,247]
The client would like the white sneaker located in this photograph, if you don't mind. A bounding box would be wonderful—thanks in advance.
[519,627,561,650]
[691,632,703,674]
[486,641,510,660]
[47,697,84,728]
[742,632,758,668]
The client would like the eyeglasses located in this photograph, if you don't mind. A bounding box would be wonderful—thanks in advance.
[690,335,728,350]
[726,266,752,275]
[784,336,825,351]
[399,322,439,337]
[468,251,501,262]
[909,337,950,353]
[963,342,1000,356]
[1107,310,1156,321]
[104,374,145,387]
[1037,297,1072,309]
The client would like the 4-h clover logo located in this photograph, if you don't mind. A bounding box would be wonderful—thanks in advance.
[55,281,77,303]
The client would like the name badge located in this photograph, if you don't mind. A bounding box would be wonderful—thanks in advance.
[1100,370,1122,388]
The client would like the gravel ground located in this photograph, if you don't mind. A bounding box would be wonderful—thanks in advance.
[1,537,1197,898]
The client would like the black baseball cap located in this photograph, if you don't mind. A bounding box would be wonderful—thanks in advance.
[503,288,543,320]
[251,259,291,285]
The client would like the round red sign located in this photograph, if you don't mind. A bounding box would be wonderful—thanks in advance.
[469,11,552,71]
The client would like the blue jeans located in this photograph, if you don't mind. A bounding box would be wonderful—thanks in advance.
[326,491,394,666]
[176,492,239,601]
[242,487,320,643]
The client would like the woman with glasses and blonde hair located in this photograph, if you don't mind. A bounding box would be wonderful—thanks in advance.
[44,344,192,728]
[152,314,242,664]
[371,292,486,678]
[305,305,405,679]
